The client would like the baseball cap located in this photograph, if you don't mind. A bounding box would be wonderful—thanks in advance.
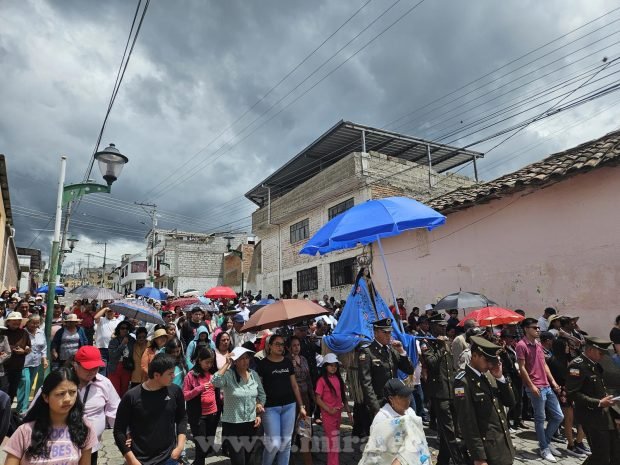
[74,346,106,370]
[384,379,414,398]
[232,313,245,323]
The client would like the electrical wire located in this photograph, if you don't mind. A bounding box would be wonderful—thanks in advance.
[139,0,375,200]
[147,0,429,201]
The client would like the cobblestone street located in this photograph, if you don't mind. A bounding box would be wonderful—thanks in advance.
[1,419,586,465]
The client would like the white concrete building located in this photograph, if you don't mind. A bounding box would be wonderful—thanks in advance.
[118,252,148,295]
[147,229,247,295]
[245,121,481,300]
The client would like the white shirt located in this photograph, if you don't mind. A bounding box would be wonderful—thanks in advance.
[374,403,415,422]
[94,316,122,348]
[538,316,549,332]
[238,307,250,321]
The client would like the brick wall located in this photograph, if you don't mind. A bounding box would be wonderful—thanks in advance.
[251,150,474,299]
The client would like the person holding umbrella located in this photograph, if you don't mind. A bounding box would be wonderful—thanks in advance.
[257,334,307,465]
[357,318,414,438]
[108,321,136,397]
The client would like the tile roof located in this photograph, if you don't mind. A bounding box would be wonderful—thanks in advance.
[428,128,620,214]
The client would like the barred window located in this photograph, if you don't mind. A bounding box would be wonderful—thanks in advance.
[328,198,354,220]
[330,258,356,287]
[290,218,309,243]
[297,267,318,292]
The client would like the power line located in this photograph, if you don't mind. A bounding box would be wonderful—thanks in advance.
[139,0,375,200]
[147,0,429,201]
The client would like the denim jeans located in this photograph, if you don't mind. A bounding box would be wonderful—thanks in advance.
[262,402,296,465]
[525,386,564,450]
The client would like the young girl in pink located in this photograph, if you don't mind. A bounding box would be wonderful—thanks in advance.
[182,347,218,465]
[315,353,352,465]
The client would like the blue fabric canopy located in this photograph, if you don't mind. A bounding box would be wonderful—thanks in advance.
[300,196,445,256]
[35,284,65,296]
[135,287,167,300]
[324,279,426,368]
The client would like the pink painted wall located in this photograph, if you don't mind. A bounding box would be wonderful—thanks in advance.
[373,166,620,339]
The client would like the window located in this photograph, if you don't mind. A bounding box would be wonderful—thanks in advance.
[290,218,309,243]
[330,258,356,287]
[297,267,318,292]
[328,198,354,220]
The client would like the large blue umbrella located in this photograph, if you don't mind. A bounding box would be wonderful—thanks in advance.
[300,196,446,330]
[300,196,445,255]
[36,284,65,296]
[135,287,167,300]
[109,299,165,325]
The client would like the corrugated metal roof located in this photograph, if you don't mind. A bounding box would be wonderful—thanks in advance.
[245,121,483,206]
[428,128,620,214]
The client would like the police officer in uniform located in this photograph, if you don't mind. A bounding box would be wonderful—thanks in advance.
[566,336,620,465]
[357,318,414,435]
[422,313,465,465]
[454,336,515,465]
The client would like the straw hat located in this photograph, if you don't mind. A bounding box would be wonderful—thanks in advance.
[63,313,82,323]
[152,328,168,340]
[5,311,24,321]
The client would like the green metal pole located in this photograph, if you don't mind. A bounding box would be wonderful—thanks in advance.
[44,240,59,374]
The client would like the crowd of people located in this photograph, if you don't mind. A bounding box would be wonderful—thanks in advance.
[0,287,618,465]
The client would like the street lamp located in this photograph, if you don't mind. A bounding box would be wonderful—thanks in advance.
[67,236,79,252]
[45,148,128,372]
[94,143,129,186]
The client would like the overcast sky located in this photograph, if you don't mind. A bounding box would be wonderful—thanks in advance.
[2,0,619,272]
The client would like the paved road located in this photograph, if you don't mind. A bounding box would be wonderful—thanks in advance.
[0,420,583,465]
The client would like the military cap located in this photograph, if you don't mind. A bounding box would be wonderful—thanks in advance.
[470,335,501,362]
[429,313,447,326]
[372,318,392,331]
[293,321,309,330]
[384,378,414,398]
[585,336,612,352]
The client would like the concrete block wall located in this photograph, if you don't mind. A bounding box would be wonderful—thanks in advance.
[251,149,475,299]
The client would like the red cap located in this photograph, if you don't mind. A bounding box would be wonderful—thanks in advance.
[74,346,105,370]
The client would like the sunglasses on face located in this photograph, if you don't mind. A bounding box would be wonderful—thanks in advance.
[527,326,540,330]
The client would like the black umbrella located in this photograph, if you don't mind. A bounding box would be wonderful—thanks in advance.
[433,291,496,312]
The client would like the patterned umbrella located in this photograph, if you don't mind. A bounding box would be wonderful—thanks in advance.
[109,299,164,324]
[170,297,200,308]
[79,287,123,300]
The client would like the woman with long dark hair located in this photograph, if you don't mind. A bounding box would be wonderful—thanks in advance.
[3,368,96,465]
[164,337,188,387]
[257,334,307,465]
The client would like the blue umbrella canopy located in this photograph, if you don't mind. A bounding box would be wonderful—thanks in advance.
[109,299,164,325]
[35,284,65,296]
[300,196,445,256]
[135,287,167,301]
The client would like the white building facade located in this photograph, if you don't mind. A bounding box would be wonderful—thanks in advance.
[147,230,247,295]
[118,252,148,295]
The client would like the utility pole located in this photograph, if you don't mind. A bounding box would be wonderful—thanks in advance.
[86,253,92,285]
[135,202,157,287]
[96,241,107,287]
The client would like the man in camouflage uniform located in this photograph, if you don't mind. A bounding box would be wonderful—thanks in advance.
[566,336,620,465]
[454,336,515,465]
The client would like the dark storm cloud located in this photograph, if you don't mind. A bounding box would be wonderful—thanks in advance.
[2,0,619,264]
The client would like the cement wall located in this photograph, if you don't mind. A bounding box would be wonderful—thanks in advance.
[373,165,620,339]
